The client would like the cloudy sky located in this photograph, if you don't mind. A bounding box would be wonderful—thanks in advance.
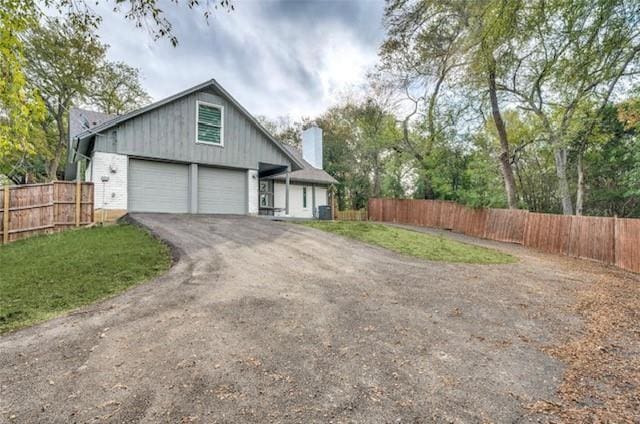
[95,0,386,119]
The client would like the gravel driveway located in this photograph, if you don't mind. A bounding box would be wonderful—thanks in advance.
[0,214,614,423]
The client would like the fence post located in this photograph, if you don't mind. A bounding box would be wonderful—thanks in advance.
[522,211,530,246]
[2,184,9,244]
[613,215,617,265]
[394,199,399,223]
[90,184,95,224]
[75,182,81,228]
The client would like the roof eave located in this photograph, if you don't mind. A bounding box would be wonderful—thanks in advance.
[74,79,305,171]
[75,79,217,141]
[270,176,337,185]
[210,81,305,171]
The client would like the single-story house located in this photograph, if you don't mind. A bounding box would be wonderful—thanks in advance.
[67,79,336,218]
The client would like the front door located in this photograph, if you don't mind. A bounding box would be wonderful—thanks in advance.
[259,179,274,215]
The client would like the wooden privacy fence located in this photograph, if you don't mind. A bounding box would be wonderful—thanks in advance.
[335,209,368,221]
[0,182,94,244]
[368,198,640,274]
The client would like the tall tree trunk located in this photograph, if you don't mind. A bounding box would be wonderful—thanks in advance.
[420,166,434,199]
[554,147,574,215]
[487,58,518,209]
[372,154,381,198]
[47,106,67,180]
[575,149,585,216]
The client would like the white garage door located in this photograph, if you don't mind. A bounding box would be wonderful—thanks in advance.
[128,159,189,213]
[198,166,246,214]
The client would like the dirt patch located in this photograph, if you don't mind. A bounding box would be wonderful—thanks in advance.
[390,223,640,423]
[529,268,640,422]
[1,215,638,423]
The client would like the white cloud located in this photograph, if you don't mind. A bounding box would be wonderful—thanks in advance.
[93,0,385,119]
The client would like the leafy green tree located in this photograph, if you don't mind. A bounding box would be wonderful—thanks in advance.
[21,19,150,180]
[442,129,508,209]
[350,98,398,198]
[496,0,640,214]
[471,0,523,209]
[90,62,151,115]
[381,0,640,215]
[381,0,522,208]
[22,19,106,179]
[577,102,640,217]
[458,147,507,208]
[381,151,412,198]
[310,100,398,209]
[17,0,234,47]
[380,0,468,200]
[255,115,304,147]
[2,0,231,180]
[482,111,558,211]
[0,0,46,182]
[315,108,357,209]
[315,106,367,209]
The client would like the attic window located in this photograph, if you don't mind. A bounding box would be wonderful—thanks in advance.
[196,101,223,145]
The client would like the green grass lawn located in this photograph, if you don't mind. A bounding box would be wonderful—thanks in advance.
[301,221,516,265]
[0,224,171,334]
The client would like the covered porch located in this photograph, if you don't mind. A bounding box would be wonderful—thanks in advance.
[258,162,290,216]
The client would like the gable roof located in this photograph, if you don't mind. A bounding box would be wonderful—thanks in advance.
[268,144,338,185]
[73,79,304,170]
[69,108,116,141]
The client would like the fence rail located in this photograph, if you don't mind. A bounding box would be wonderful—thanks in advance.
[368,198,640,274]
[0,181,94,244]
[335,209,368,221]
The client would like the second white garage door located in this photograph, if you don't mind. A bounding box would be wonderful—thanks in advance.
[198,166,246,214]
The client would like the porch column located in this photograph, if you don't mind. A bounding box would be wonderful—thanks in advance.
[312,185,316,217]
[247,169,258,215]
[285,171,290,215]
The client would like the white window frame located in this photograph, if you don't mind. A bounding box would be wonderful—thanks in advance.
[195,100,224,147]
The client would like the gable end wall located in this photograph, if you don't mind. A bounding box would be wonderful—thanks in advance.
[94,90,293,170]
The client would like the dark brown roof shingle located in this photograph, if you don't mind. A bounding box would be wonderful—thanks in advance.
[269,145,337,185]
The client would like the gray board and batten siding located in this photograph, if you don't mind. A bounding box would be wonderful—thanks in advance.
[93,87,294,171]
